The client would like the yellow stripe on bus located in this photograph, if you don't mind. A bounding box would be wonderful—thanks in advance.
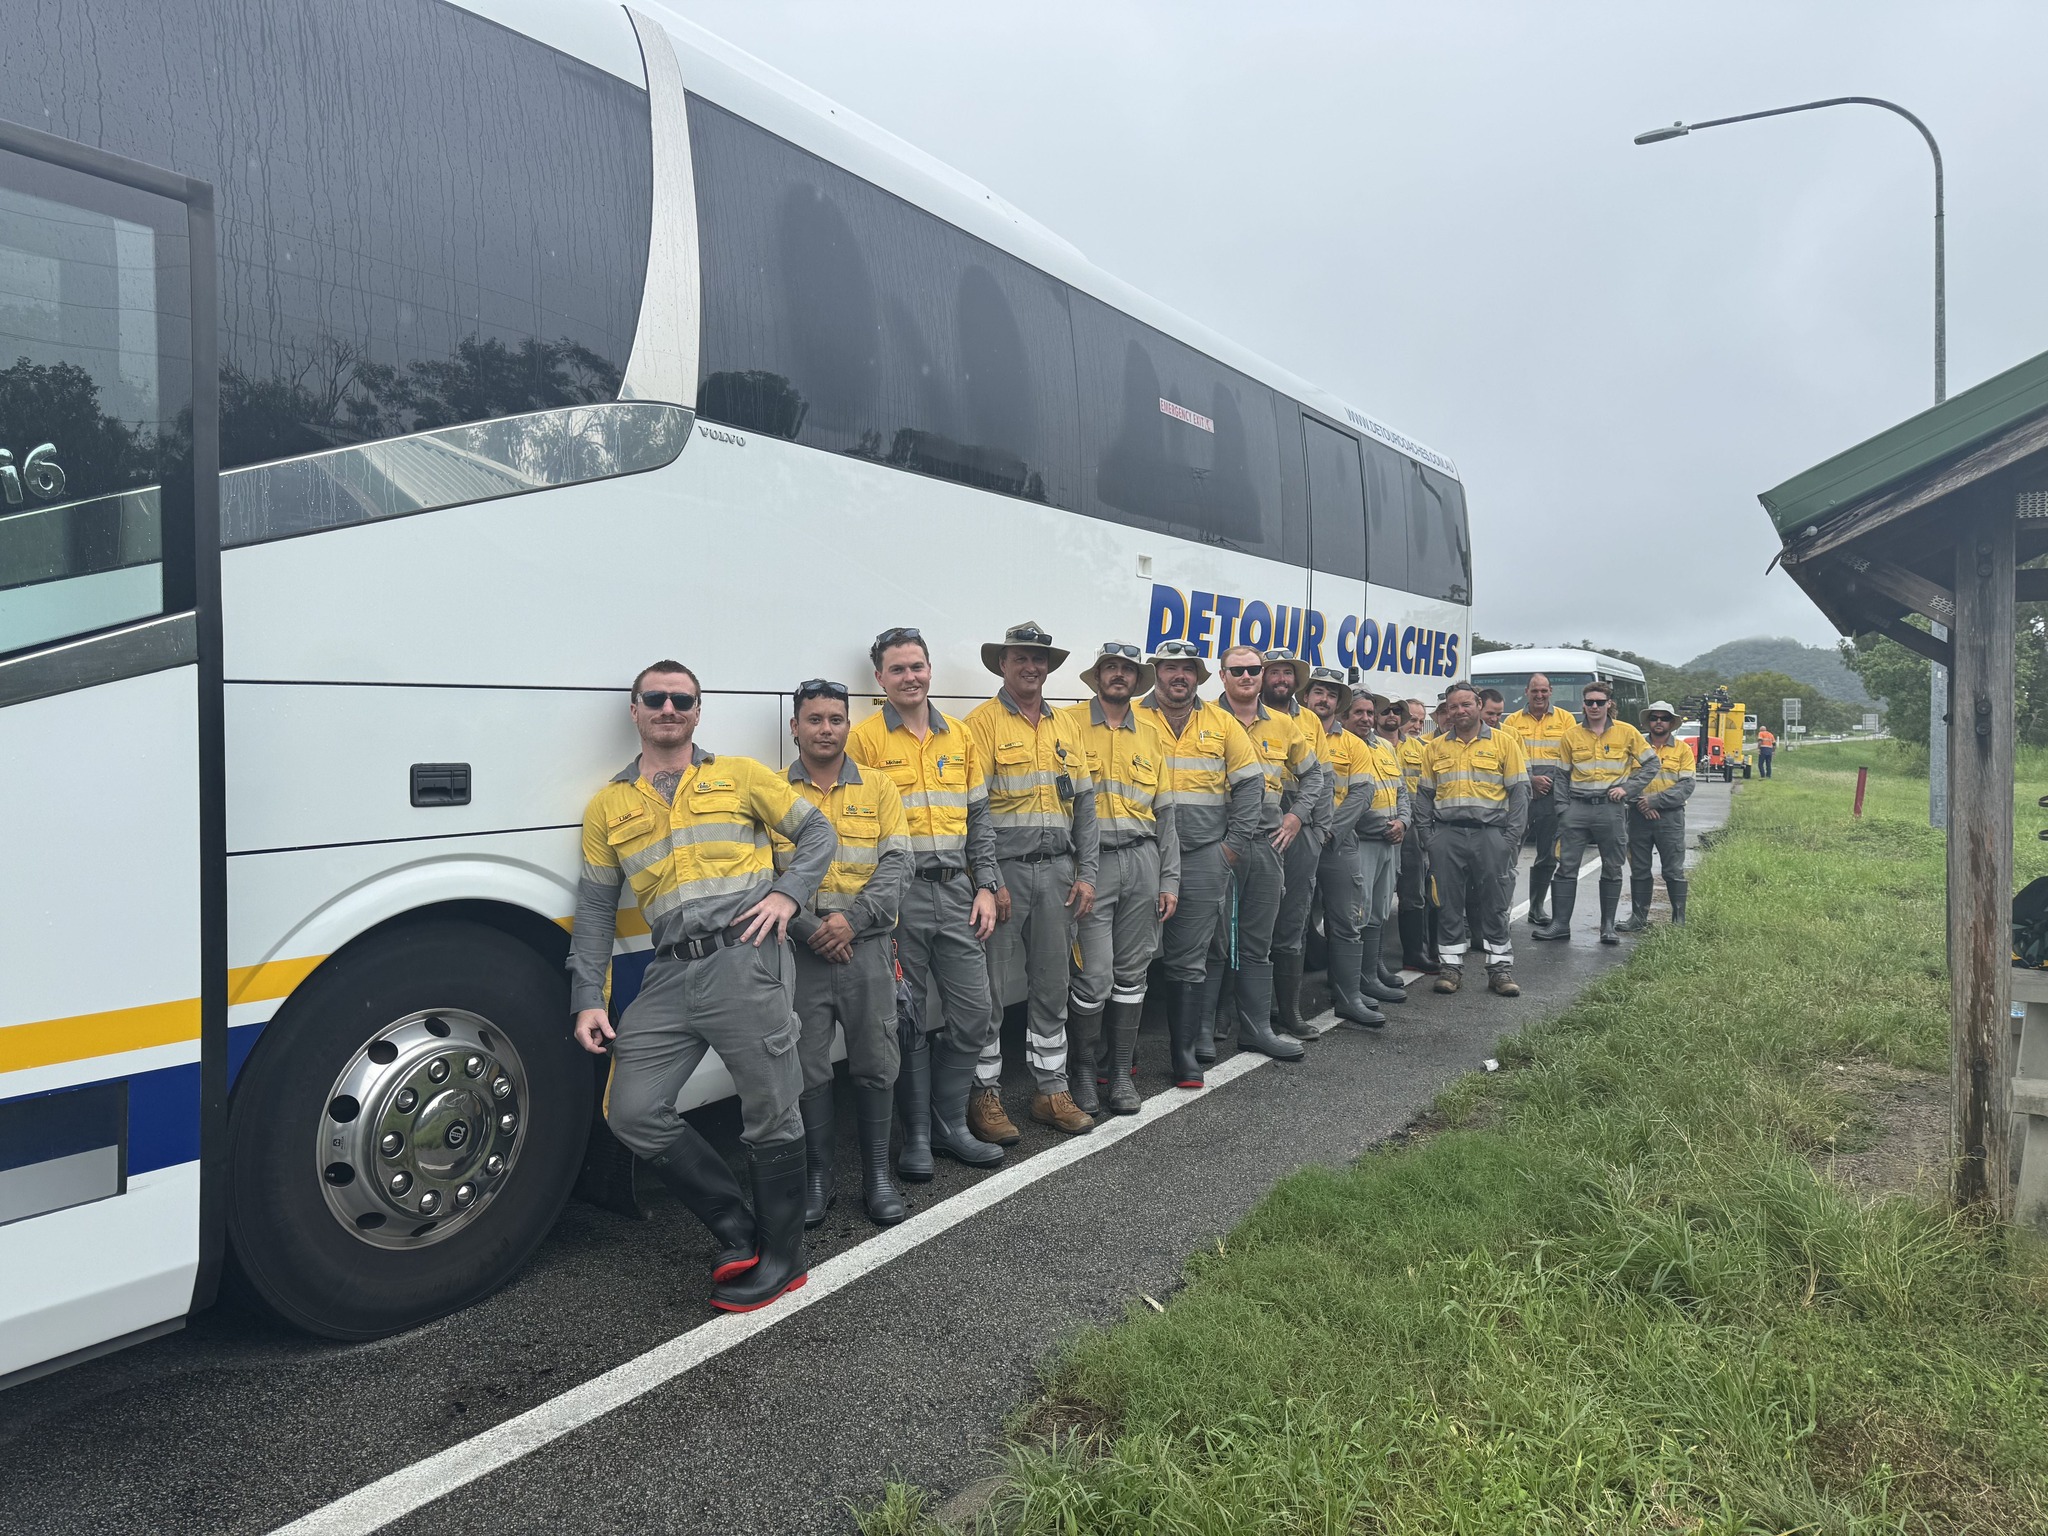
[0,998,202,1074]
[228,953,328,1005]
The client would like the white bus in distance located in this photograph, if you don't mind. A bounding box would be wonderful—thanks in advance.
[0,0,1473,1379]
[1469,648,1649,723]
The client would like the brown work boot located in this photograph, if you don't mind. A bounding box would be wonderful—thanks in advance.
[967,1085,1021,1147]
[1487,966,1521,997]
[1433,961,1462,995]
[1032,1090,1096,1135]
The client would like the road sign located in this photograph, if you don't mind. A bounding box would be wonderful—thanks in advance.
[1782,697,1802,727]
[1863,711,1881,734]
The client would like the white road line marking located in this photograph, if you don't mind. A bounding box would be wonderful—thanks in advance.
[270,1050,1272,1536]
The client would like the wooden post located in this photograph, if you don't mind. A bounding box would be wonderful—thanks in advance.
[1949,490,2015,1215]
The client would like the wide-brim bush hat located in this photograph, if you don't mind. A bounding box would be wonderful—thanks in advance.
[981,620,1069,676]
[1303,666,1353,712]
[1261,648,1311,691]
[1079,641,1155,696]
[1146,638,1211,685]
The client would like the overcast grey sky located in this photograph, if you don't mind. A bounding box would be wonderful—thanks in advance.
[677,1,2048,664]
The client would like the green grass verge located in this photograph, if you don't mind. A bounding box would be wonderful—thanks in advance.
[860,742,2048,1535]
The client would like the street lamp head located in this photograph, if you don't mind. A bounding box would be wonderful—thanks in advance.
[1633,122,1690,145]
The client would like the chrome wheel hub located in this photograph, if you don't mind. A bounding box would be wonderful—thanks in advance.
[318,1010,526,1249]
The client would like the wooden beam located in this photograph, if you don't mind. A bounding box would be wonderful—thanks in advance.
[1858,610,1954,670]
[1949,494,2015,1217]
[1840,555,1958,627]
[2016,567,2048,604]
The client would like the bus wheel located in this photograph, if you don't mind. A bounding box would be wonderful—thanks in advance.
[226,920,590,1339]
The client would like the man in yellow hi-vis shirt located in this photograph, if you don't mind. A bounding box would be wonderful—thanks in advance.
[1215,643,1313,1062]
[1532,680,1659,946]
[967,622,1099,1136]
[1618,700,1696,932]
[1061,642,1178,1116]
[779,679,912,1229]
[1415,682,1529,997]
[1138,639,1263,1084]
[849,628,1004,1180]
[570,661,836,1313]
[1394,698,1437,973]
[1503,673,1574,927]
[1264,648,1335,1041]
[1297,667,1384,1028]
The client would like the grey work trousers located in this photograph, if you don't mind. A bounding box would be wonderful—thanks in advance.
[896,869,998,1056]
[1430,822,1514,967]
[1313,831,1363,947]
[1158,839,1230,986]
[1071,840,1163,1012]
[978,853,1076,1092]
[1627,806,1687,883]
[605,939,802,1152]
[792,932,900,1094]
[1557,797,1628,884]
[1358,834,1399,925]
[1397,831,1429,913]
[1212,835,1284,971]
[1272,825,1328,958]
[1527,771,1565,884]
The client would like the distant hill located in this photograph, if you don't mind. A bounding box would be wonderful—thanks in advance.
[1682,637,1871,704]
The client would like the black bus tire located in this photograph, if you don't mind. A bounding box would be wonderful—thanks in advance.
[225,919,590,1340]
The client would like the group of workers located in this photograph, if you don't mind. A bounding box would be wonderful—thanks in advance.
[565,626,1699,1313]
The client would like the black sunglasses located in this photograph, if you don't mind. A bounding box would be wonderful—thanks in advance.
[1151,640,1201,659]
[1007,626,1053,646]
[637,690,698,713]
[1223,664,1264,678]
[872,626,922,651]
[1583,697,1611,707]
[1098,641,1142,659]
[793,679,850,706]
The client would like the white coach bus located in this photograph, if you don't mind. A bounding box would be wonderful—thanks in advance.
[0,0,1473,1377]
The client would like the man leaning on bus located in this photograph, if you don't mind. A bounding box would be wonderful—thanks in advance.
[570,661,836,1313]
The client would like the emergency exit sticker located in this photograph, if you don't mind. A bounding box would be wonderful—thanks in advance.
[1159,397,1215,433]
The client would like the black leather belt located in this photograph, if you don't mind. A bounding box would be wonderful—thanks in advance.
[655,927,746,963]
[1009,849,1069,864]
[914,865,963,882]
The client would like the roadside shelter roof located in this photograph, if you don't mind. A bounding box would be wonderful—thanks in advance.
[1761,347,2048,541]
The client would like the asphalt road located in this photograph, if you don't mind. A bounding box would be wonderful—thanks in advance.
[1,784,1733,1536]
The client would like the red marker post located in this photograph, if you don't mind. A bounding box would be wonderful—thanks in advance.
[1853,765,1869,818]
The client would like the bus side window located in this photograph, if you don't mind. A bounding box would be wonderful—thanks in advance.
[1414,467,1473,604]
[1361,439,1412,594]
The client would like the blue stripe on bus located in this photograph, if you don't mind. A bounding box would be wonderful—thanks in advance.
[612,948,654,1011]
[0,1063,197,1177]
[0,1081,126,1173]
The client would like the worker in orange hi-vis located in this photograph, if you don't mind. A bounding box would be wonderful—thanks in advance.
[1757,726,1777,778]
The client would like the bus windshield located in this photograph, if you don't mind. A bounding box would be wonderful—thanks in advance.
[1472,671,1593,714]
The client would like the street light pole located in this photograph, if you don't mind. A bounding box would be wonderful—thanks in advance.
[1634,96,1947,824]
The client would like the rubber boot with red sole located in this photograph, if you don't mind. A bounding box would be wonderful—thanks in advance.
[709,1137,808,1312]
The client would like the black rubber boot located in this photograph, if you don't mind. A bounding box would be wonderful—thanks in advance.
[1375,935,1408,993]
[1426,904,1443,966]
[1165,980,1204,1089]
[643,1121,756,1284]
[1668,877,1688,926]
[1067,1006,1102,1114]
[709,1137,808,1312]
[1194,966,1225,1064]
[928,1035,1004,1168]
[1526,867,1551,927]
[1273,951,1316,1040]
[1598,879,1623,945]
[798,1084,835,1229]
[1234,960,1306,1061]
[1359,925,1407,1003]
[1616,877,1654,933]
[854,1084,906,1226]
[1107,997,1146,1109]
[893,1022,934,1184]
[1398,908,1438,972]
[1532,876,1577,940]
[1327,936,1385,1027]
